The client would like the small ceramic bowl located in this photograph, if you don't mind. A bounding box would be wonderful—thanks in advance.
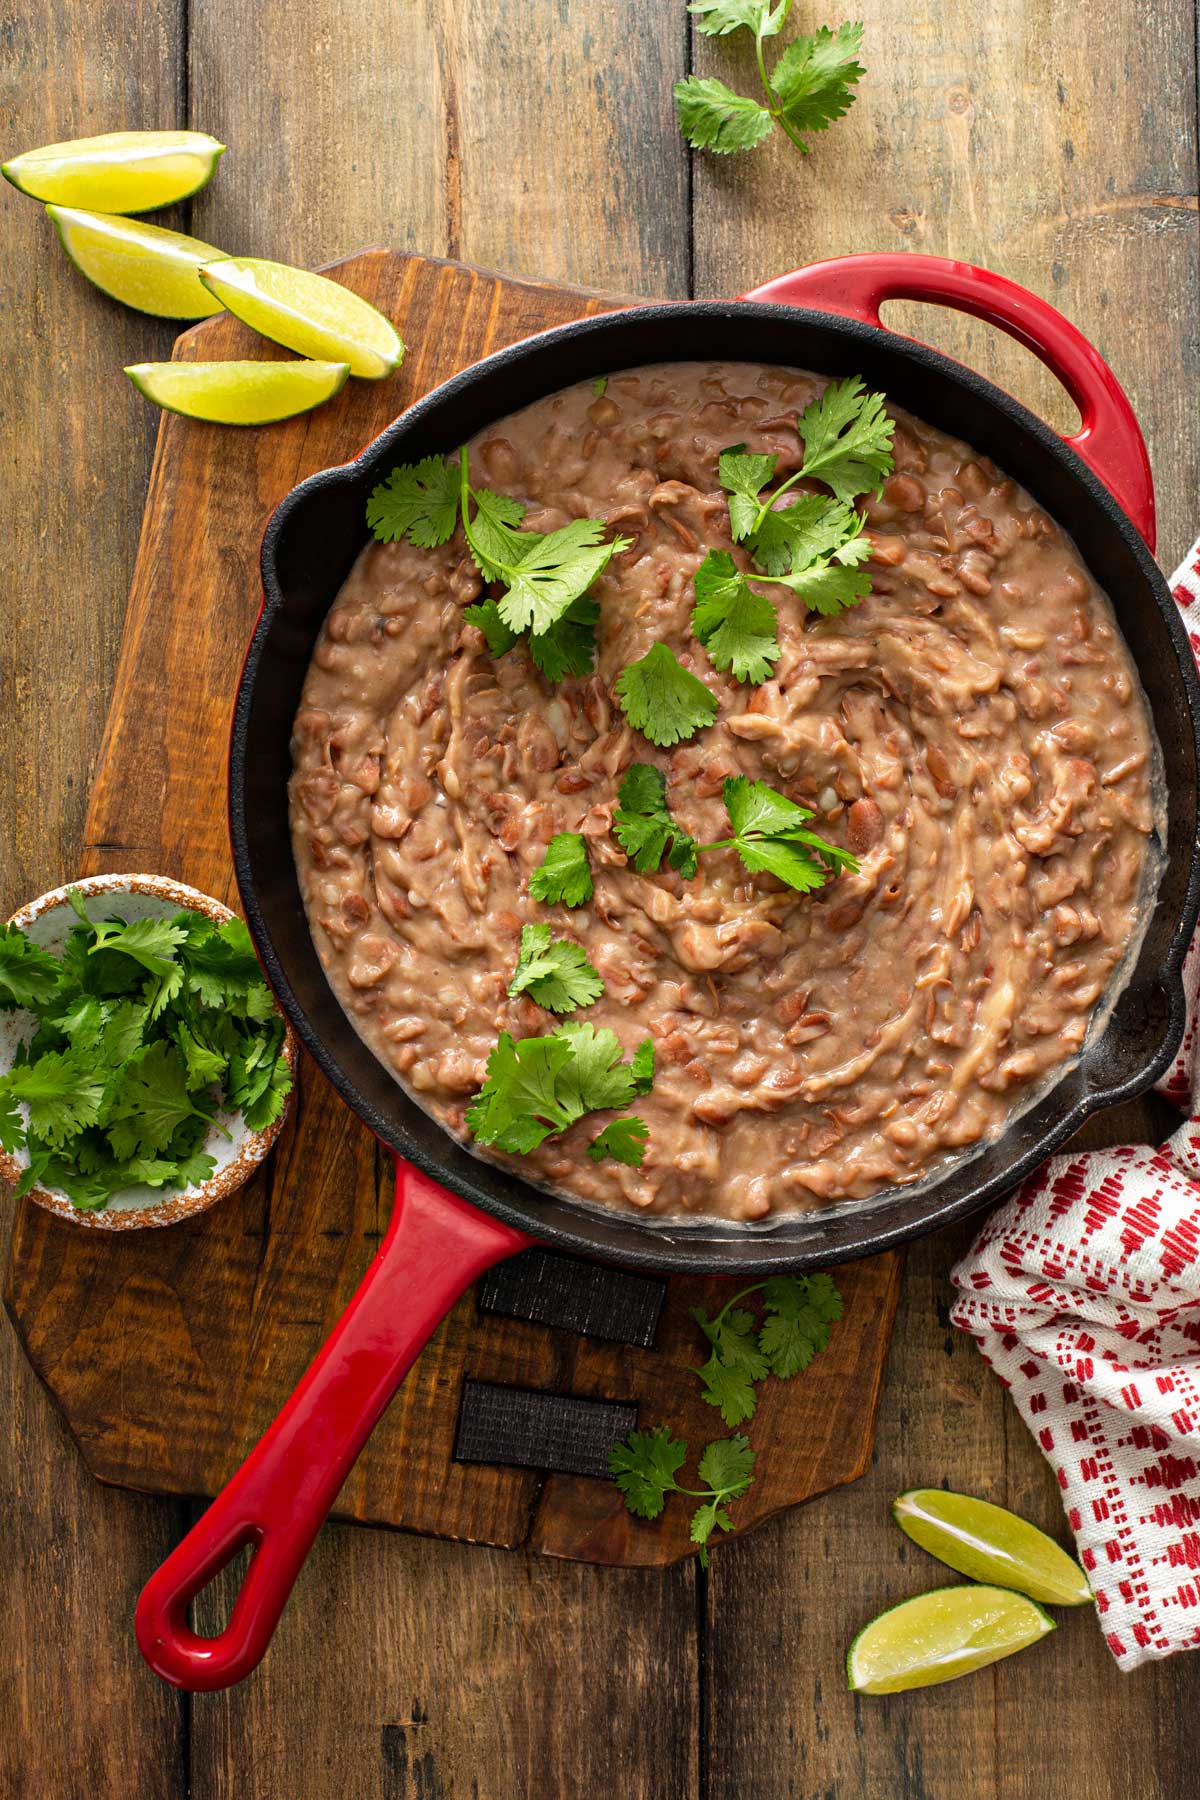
[0,872,298,1230]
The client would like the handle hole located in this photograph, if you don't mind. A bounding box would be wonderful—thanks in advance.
[187,1539,256,1641]
[879,299,1083,438]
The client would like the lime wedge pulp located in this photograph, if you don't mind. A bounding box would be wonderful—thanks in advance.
[199,257,403,379]
[125,360,350,425]
[893,1489,1092,1607]
[48,206,226,320]
[847,1585,1055,1694]
[4,130,224,213]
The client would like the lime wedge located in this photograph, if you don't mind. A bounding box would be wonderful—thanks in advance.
[847,1585,1055,1694]
[893,1489,1091,1607]
[125,360,350,425]
[199,257,403,379]
[48,206,226,320]
[4,130,224,212]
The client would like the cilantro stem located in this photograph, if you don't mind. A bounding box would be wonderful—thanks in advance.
[753,3,812,160]
[749,465,810,538]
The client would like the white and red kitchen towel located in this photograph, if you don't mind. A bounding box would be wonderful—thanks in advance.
[950,539,1200,1668]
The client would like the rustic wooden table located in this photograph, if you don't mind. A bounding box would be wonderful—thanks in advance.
[3,3,1199,1795]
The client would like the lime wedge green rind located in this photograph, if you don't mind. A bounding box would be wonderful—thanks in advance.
[48,205,227,320]
[199,256,403,379]
[893,1489,1092,1607]
[125,360,350,425]
[847,1585,1055,1695]
[4,130,225,213]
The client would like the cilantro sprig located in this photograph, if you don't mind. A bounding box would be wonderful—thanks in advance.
[609,1427,755,1565]
[507,924,604,1015]
[466,1021,652,1164]
[692,1274,844,1424]
[699,775,858,892]
[676,7,865,160]
[614,770,857,894]
[366,451,628,681]
[713,377,893,629]
[0,897,291,1213]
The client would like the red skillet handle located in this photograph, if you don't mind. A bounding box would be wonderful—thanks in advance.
[135,1161,531,1690]
[740,254,1156,552]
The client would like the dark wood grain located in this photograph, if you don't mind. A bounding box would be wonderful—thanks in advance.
[5,248,902,1568]
[0,2,191,1795]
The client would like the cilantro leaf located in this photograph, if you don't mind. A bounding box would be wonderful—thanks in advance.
[181,916,265,1008]
[796,374,895,505]
[460,455,629,637]
[507,924,604,1015]
[366,454,461,548]
[88,914,186,978]
[691,550,781,685]
[468,591,599,683]
[466,1023,653,1158]
[465,1031,575,1153]
[630,1038,655,1096]
[609,1426,688,1521]
[699,775,859,893]
[749,493,856,578]
[591,376,608,398]
[554,1020,639,1117]
[615,643,718,748]
[528,833,593,908]
[695,1355,758,1428]
[177,1022,227,1090]
[464,599,519,659]
[717,445,779,542]
[613,764,699,878]
[106,1042,211,1160]
[528,595,600,682]
[491,517,626,637]
[758,1273,845,1376]
[240,1050,292,1132]
[689,0,789,37]
[673,76,773,154]
[697,1433,756,1499]
[1,1051,106,1147]
[771,23,866,152]
[0,1086,25,1153]
[765,550,872,616]
[0,925,62,1010]
[586,1116,649,1166]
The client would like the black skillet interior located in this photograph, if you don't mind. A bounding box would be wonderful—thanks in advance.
[231,301,1200,1275]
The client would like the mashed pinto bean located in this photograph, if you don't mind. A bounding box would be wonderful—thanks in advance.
[289,362,1157,1222]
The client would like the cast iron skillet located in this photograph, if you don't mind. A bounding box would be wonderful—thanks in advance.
[136,254,1200,1691]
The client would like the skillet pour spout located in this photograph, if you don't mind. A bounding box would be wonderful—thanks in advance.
[136,255,1200,1691]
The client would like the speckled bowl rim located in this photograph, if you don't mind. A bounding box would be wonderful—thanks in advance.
[0,872,298,1231]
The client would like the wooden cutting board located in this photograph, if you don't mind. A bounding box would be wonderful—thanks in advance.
[2,250,903,1565]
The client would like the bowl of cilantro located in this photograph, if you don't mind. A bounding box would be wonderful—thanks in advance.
[0,872,296,1228]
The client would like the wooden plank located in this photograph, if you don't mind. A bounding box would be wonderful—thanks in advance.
[694,0,1200,1791]
[180,6,697,1793]
[191,1533,699,1800]
[0,0,188,1794]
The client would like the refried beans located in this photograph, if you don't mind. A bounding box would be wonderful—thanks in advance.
[289,361,1158,1222]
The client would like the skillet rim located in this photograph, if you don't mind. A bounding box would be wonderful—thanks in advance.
[233,298,1200,1274]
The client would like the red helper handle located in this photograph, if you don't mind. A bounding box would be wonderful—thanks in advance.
[740,254,1156,552]
[135,1161,530,1690]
